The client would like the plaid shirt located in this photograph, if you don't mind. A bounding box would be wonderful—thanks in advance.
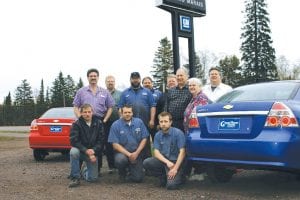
[165,85,192,121]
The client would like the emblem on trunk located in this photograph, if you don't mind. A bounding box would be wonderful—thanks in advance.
[223,104,233,110]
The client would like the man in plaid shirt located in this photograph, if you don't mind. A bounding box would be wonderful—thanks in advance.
[164,68,192,132]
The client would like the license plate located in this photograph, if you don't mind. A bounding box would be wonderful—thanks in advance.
[50,126,62,133]
[218,118,240,130]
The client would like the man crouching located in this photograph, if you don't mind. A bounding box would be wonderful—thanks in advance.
[108,104,149,183]
[69,103,104,188]
[143,112,186,190]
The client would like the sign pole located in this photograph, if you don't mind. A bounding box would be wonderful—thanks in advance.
[156,0,206,78]
[171,10,180,74]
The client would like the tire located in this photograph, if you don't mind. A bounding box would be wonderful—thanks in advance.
[33,149,47,161]
[206,165,235,183]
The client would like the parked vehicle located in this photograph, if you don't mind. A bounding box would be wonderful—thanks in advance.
[29,107,76,161]
[186,80,300,182]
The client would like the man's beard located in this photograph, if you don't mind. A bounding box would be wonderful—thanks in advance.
[131,82,140,90]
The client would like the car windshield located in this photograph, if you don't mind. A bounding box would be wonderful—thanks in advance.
[217,82,299,103]
[40,107,75,118]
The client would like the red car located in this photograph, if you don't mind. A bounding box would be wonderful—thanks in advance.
[29,107,76,161]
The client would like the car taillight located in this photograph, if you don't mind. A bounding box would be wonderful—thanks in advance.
[188,108,199,128]
[265,102,299,127]
[30,120,38,131]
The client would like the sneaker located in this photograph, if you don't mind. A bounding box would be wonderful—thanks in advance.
[69,178,80,188]
[189,173,205,181]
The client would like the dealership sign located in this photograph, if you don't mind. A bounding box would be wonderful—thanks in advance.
[156,0,206,16]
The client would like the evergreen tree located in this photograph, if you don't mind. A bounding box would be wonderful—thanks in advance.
[219,55,242,88]
[151,37,173,91]
[50,72,77,107]
[51,72,66,107]
[76,77,84,90]
[64,75,76,106]
[14,79,35,125]
[45,87,51,108]
[3,92,13,125]
[36,79,48,117]
[240,0,278,84]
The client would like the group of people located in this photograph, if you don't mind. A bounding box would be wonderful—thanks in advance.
[67,67,232,189]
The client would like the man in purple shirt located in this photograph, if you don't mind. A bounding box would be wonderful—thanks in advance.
[73,68,115,175]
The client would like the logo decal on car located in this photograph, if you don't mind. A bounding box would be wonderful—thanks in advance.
[223,104,233,110]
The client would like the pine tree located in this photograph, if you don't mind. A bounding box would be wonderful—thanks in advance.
[51,72,66,107]
[151,37,173,91]
[64,75,76,106]
[219,55,242,88]
[14,79,35,125]
[240,0,278,84]
[36,79,47,117]
[3,92,13,125]
[76,77,84,90]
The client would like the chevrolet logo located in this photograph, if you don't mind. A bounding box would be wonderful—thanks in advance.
[223,104,233,110]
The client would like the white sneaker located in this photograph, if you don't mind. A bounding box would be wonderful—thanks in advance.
[189,173,205,181]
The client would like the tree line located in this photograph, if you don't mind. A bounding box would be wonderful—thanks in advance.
[0,72,83,125]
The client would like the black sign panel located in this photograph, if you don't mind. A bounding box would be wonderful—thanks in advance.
[156,0,206,16]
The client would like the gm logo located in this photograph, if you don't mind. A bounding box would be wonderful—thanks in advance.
[223,104,234,110]
[180,15,191,32]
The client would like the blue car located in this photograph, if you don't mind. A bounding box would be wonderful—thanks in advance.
[186,80,300,182]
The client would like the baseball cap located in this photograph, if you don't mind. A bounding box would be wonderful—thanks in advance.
[130,72,141,79]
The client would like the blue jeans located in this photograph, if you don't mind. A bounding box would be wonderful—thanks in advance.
[70,147,98,182]
[143,157,185,189]
[114,153,144,182]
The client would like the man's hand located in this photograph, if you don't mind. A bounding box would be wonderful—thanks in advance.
[167,168,178,180]
[89,154,97,163]
[128,151,139,164]
[86,149,95,156]
[148,120,155,129]
[166,160,174,169]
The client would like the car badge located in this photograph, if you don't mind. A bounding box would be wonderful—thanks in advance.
[53,119,59,122]
[223,104,233,110]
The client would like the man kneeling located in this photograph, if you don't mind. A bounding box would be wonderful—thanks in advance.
[69,104,104,188]
[143,112,186,190]
[108,105,149,183]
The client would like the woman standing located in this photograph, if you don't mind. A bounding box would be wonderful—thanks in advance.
[183,78,210,133]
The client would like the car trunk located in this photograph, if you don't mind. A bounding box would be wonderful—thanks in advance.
[197,101,274,139]
[36,118,74,136]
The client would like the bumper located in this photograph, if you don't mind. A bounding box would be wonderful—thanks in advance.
[186,129,300,171]
[29,133,71,150]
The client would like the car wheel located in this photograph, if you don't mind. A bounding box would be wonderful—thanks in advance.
[206,165,235,183]
[33,149,47,161]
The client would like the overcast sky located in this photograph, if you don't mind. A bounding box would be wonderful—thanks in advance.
[0,0,299,101]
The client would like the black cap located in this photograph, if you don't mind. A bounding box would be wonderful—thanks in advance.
[130,72,140,79]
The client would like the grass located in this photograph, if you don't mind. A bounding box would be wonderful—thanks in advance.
[0,130,28,134]
[0,136,16,141]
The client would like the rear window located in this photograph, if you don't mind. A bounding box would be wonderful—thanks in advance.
[40,107,75,118]
[218,82,299,103]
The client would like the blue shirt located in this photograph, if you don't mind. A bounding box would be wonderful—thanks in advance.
[108,117,149,152]
[153,127,185,161]
[118,87,156,125]
[151,89,162,103]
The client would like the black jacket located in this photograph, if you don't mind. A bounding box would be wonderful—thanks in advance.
[70,115,104,156]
